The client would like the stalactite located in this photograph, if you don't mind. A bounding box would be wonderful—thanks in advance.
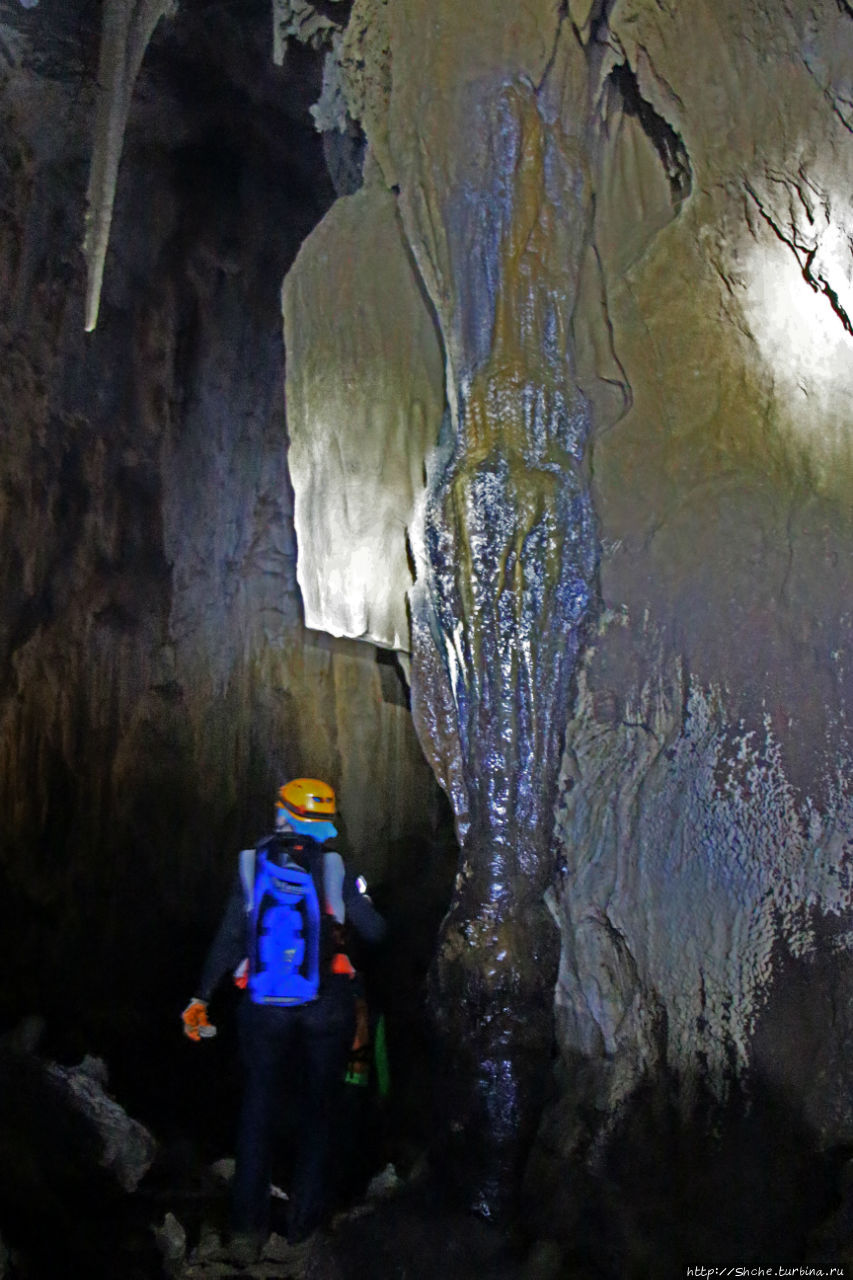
[270,0,342,65]
[83,0,175,332]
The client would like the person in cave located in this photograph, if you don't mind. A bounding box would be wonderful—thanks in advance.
[180,777,386,1265]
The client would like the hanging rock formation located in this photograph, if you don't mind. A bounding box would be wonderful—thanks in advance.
[283,183,444,651]
[83,0,176,332]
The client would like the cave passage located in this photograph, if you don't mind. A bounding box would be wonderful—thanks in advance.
[0,3,465,1274]
[3,1,853,1277]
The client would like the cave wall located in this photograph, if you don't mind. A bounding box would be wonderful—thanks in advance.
[281,0,853,1241]
[0,0,442,1036]
[556,0,853,1142]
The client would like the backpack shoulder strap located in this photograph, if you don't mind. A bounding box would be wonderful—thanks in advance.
[305,843,326,908]
[239,848,256,912]
[323,851,346,922]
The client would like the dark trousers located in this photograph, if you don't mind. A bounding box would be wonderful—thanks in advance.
[232,979,355,1243]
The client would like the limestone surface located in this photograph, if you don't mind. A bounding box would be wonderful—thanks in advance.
[281,0,853,1233]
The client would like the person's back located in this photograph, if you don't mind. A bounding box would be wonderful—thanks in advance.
[181,778,386,1261]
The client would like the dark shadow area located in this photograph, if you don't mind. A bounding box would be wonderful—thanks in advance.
[0,1042,163,1279]
[605,61,692,206]
[527,1057,847,1279]
[0,796,461,1279]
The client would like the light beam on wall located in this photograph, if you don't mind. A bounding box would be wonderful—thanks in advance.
[282,187,445,654]
[739,178,853,478]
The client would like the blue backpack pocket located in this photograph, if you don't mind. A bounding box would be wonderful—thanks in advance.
[247,853,321,1005]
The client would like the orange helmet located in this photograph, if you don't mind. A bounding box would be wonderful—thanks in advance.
[276,778,337,840]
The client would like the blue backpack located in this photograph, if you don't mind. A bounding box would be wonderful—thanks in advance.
[240,837,324,1006]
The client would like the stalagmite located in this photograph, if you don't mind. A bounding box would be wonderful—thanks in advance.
[83,0,174,332]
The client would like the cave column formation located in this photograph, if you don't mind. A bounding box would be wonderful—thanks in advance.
[401,15,598,1214]
[284,0,602,1214]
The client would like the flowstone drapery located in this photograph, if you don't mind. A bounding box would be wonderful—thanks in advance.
[282,185,444,651]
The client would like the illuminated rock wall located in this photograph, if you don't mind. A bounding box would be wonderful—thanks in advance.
[286,0,853,1231]
[564,0,853,1140]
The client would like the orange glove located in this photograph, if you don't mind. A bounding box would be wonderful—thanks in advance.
[181,998,217,1041]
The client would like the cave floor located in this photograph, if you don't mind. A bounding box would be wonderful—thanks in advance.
[149,1168,584,1280]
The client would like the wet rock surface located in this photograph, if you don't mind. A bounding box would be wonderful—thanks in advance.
[280,0,853,1251]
